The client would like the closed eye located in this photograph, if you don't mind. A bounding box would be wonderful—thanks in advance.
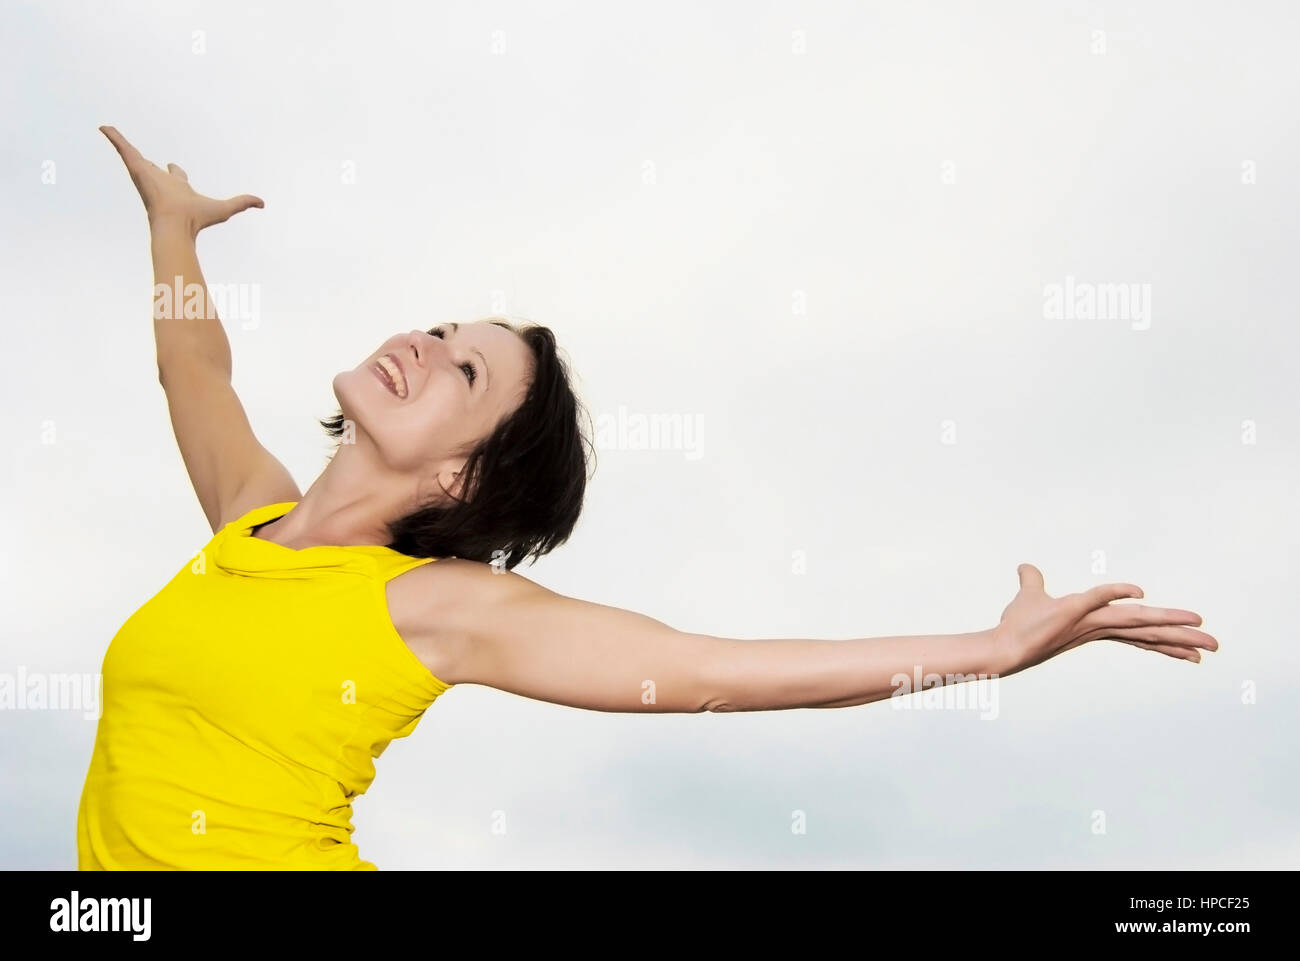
[427,326,477,386]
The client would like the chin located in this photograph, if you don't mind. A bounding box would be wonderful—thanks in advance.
[331,369,373,434]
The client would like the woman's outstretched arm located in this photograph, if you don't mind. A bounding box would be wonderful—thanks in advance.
[399,560,1216,713]
[99,126,300,531]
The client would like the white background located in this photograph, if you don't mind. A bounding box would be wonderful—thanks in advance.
[2,0,1296,868]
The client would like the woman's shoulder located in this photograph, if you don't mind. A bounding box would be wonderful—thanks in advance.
[383,556,530,685]
[387,556,545,625]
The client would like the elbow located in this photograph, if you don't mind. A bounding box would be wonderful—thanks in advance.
[699,684,744,713]
[696,647,748,713]
[690,637,763,712]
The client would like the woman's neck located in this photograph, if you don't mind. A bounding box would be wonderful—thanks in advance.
[252,447,421,550]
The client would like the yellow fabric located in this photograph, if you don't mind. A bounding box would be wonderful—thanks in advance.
[77,502,452,870]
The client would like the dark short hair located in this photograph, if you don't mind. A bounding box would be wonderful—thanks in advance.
[320,318,595,570]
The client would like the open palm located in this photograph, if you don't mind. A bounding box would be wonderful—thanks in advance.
[993,564,1216,674]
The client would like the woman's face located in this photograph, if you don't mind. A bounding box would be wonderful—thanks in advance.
[332,320,533,487]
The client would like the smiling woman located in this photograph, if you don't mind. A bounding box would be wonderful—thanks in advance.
[78,125,1218,871]
[315,317,592,568]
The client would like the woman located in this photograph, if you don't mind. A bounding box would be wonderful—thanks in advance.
[79,126,1218,870]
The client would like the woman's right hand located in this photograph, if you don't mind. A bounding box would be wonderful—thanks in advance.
[99,125,263,237]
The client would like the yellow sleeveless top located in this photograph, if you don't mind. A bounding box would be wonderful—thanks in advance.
[76,502,452,870]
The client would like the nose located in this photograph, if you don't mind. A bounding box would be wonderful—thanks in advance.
[407,328,439,368]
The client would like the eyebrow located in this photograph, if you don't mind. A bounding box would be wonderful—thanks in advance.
[449,322,491,391]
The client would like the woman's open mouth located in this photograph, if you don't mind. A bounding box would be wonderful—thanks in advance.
[372,354,408,399]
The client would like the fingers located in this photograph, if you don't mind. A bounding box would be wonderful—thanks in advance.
[1079,602,1206,633]
[223,194,265,216]
[200,194,265,228]
[1084,624,1218,652]
[1016,563,1044,593]
[1120,638,1202,662]
[1077,581,1144,611]
[167,163,188,181]
[99,125,145,168]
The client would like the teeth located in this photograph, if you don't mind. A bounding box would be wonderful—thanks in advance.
[377,355,407,398]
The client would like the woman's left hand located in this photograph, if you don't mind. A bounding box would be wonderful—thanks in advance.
[991,563,1217,675]
[99,125,263,237]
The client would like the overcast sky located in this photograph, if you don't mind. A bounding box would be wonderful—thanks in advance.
[2,0,1297,869]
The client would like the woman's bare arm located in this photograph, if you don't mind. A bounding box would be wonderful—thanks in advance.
[100,126,300,531]
[401,560,1216,713]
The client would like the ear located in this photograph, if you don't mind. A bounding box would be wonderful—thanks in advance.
[432,460,469,504]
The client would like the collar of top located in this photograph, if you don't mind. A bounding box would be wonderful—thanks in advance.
[213,502,401,577]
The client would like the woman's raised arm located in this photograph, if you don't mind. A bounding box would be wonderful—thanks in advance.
[403,561,1216,714]
[99,126,299,531]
